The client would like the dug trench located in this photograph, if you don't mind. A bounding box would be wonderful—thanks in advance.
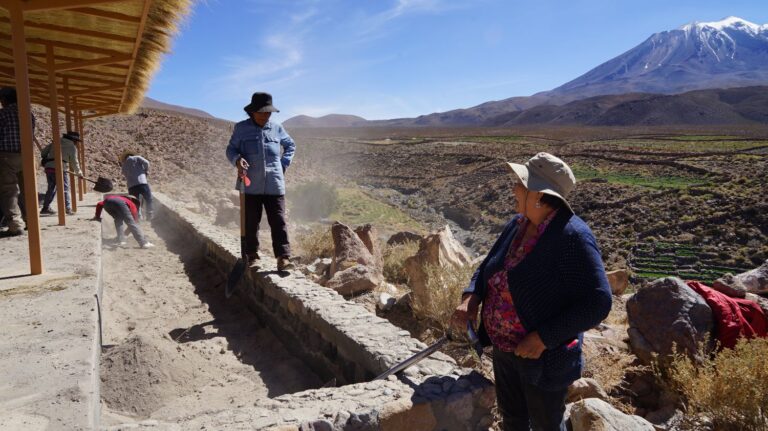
[98,215,322,426]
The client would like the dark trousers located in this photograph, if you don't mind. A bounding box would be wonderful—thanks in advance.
[42,169,70,210]
[493,347,568,431]
[128,184,153,218]
[244,194,290,258]
[104,199,146,246]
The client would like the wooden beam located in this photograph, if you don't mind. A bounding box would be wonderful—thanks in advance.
[0,45,48,68]
[25,36,126,56]
[54,54,132,71]
[119,0,151,111]
[29,51,131,69]
[0,16,136,43]
[9,2,43,274]
[70,7,141,23]
[21,0,128,12]
[69,83,125,96]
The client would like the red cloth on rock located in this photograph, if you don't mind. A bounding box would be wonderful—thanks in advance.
[686,280,768,349]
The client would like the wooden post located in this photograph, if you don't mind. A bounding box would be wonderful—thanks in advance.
[9,3,42,274]
[63,79,77,213]
[46,44,66,225]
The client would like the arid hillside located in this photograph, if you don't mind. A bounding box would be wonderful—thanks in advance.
[29,106,768,284]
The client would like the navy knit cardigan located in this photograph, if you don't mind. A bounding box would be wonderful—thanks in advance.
[464,209,612,390]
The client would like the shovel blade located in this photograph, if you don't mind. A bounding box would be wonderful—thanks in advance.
[226,258,247,298]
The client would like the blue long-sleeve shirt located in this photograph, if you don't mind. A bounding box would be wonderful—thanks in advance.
[464,209,612,390]
[225,119,295,195]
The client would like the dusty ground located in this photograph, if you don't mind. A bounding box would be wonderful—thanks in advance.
[98,216,321,426]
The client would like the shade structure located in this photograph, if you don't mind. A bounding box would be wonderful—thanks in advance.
[0,0,191,117]
[0,0,191,274]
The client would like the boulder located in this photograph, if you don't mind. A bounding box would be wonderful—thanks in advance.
[354,224,383,272]
[566,378,609,403]
[746,293,768,317]
[713,260,768,298]
[325,265,382,296]
[330,222,376,277]
[626,277,713,364]
[403,225,471,308]
[387,231,422,246]
[377,293,396,312]
[606,269,629,295]
[569,398,655,431]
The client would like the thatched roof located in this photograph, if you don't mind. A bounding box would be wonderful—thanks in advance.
[0,0,191,118]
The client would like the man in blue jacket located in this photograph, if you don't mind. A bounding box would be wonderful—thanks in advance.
[226,92,296,271]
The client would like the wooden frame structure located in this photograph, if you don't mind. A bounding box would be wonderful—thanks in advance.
[0,0,189,274]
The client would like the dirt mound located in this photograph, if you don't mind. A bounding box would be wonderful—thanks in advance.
[100,335,215,418]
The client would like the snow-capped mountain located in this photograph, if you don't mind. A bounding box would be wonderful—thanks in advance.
[551,16,768,98]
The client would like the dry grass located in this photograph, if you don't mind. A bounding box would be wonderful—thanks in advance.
[382,240,419,284]
[659,338,768,431]
[295,225,334,262]
[411,262,479,331]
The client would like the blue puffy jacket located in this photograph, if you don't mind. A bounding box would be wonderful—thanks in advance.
[225,119,295,195]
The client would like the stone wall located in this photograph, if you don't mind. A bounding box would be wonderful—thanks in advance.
[151,192,495,430]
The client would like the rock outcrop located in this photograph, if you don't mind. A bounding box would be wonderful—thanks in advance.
[569,398,655,431]
[626,277,713,364]
[606,269,629,295]
[325,222,382,295]
[404,226,471,308]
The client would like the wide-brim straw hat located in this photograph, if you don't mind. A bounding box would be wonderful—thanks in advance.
[507,152,576,213]
[118,150,135,163]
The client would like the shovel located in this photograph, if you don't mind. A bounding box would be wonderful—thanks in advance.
[374,321,483,380]
[67,171,114,193]
[225,173,251,299]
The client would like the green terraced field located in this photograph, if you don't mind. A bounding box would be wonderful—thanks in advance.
[572,166,706,189]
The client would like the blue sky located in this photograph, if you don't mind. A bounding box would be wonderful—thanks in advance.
[147,0,768,122]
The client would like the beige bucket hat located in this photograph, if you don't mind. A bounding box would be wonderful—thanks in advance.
[507,152,576,213]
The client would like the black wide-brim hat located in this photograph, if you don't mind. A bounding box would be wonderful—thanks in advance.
[244,92,279,114]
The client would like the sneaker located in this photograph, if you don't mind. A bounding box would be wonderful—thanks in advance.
[66,209,75,216]
[118,241,128,246]
[0,229,23,238]
[277,256,295,271]
[40,207,56,215]
[140,242,155,249]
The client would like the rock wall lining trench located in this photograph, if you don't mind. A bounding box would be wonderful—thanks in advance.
[151,192,495,430]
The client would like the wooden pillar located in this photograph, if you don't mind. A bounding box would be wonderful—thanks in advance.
[46,44,66,225]
[62,79,77,212]
[9,3,42,274]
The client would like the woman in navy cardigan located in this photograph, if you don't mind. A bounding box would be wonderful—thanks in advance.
[452,152,612,431]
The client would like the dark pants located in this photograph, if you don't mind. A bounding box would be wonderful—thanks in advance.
[493,347,568,431]
[244,194,290,258]
[128,184,153,218]
[104,199,146,246]
[42,168,70,210]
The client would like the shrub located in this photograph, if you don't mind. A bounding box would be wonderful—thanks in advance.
[411,262,479,332]
[661,338,768,431]
[382,240,419,284]
[295,225,334,262]
[290,181,338,221]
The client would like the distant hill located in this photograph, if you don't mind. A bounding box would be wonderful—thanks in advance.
[485,86,768,126]
[317,16,768,127]
[284,114,368,128]
[141,97,215,119]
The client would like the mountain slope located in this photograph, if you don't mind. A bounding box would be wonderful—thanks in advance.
[484,86,768,126]
[141,97,215,119]
[284,114,367,128]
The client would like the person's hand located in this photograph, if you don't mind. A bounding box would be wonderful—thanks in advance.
[236,157,249,176]
[451,293,480,333]
[514,331,546,359]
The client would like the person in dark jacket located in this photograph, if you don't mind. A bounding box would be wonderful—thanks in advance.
[225,92,296,271]
[451,152,612,431]
[92,194,154,249]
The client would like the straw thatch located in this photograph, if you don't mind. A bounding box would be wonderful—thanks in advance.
[0,0,192,117]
